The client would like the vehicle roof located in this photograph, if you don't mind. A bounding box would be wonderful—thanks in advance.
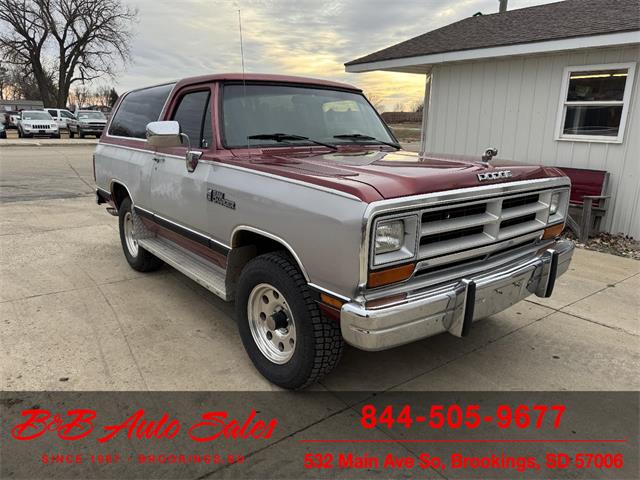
[21,110,48,113]
[138,73,361,93]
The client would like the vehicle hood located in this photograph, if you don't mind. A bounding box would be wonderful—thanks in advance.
[233,148,566,202]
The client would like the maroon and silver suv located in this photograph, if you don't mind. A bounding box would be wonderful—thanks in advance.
[94,73,574,388]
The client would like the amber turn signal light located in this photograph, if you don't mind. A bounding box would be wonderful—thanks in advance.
[320,293,344,310]
[542,223,565,239]
[368,263,415,288]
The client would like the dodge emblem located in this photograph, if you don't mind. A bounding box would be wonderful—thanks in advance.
[477,170,513,181]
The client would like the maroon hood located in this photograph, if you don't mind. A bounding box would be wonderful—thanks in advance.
[226,148,566,203]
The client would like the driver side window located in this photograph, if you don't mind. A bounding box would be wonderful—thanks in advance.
[172,90,213,148]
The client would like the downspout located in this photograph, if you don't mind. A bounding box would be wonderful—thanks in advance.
[420,72,432,155]
[499,0,508,13]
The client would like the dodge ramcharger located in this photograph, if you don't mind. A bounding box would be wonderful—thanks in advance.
[94,73,574,389]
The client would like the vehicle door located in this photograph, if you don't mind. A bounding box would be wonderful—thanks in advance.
[149,85,218,238]
[47,109,61,128]
[60,110,75,129]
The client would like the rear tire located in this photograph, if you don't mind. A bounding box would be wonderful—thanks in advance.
[236,252,343,389]
[118,197,164,272]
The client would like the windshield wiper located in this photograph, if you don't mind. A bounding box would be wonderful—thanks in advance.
[248,133,337,150]
[333,134,400,149]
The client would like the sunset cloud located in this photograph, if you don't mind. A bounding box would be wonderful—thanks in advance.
[118,0,558,111]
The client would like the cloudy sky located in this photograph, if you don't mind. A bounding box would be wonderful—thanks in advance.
[118,0,558,110]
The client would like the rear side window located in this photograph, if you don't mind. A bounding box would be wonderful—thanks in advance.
[108,83,174,139]
[47,109,57,117]
[171,90,213,149]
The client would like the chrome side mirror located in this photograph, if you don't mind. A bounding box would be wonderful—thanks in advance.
[146,121,182,147]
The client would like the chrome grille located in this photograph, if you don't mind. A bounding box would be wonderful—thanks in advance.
[31,124,51,129]
[416,190,553,269]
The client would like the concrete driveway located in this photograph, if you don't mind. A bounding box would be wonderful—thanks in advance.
[1,145,638,392]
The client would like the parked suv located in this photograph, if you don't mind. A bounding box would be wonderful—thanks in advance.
[94,74,574,389]
[68,110,107,138]
[17,110,59,138]
[46,108,76,130]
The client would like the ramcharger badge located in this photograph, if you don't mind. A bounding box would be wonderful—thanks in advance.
[207,189,236,210]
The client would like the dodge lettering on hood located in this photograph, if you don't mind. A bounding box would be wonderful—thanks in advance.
[94,73,574,389]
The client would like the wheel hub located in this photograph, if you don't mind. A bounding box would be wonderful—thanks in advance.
[123,211,139,257]
[248,283,296,364]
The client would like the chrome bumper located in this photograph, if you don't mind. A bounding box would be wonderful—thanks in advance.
[341,239,574,351]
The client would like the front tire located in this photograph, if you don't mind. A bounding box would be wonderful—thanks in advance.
[69,129,75,139]
[118,197,163,272]
[236,252,343,389]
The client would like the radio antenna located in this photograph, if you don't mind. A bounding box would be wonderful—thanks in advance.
[238,8,250,154]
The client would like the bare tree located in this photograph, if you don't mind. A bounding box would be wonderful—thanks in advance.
[68,84,89,108]
[364,91,385,113]
[0,0,137,107]
[94,85,117,107]
[0,62,42,100]
[107,87,118,107]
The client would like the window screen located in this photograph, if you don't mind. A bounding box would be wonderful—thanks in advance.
[171,90,212,149]
[108,83,174,139]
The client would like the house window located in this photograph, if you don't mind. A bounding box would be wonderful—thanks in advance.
[556,63,636,143]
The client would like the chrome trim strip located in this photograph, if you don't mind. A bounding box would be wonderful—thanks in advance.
[307,283,352,303]
[108,179,134,203]
[231,225,310,282]
[139,207,231,251]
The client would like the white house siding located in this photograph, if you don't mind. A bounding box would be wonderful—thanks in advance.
[423,45,640,238]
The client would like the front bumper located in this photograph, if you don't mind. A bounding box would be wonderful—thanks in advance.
[341,239,574,351]
[24,128,58,135]
[79,126,105,133]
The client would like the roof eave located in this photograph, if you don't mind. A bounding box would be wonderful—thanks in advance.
[345,30,640,73]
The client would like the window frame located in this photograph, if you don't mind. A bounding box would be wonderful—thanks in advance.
[554,62,636,144]
[106,82,175,142]
[218,81,398,150]
[169,88,213,150]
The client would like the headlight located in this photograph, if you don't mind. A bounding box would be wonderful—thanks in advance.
[549,192,561,215]
[375,220,404,254]
[372,215,418,267]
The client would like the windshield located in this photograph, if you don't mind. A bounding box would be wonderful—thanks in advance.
[22,111,52,121]
[221,84,395,148]
[78,111,106,120]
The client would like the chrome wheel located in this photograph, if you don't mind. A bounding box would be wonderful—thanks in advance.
[248,283,296,364]
[123,211,139,257]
